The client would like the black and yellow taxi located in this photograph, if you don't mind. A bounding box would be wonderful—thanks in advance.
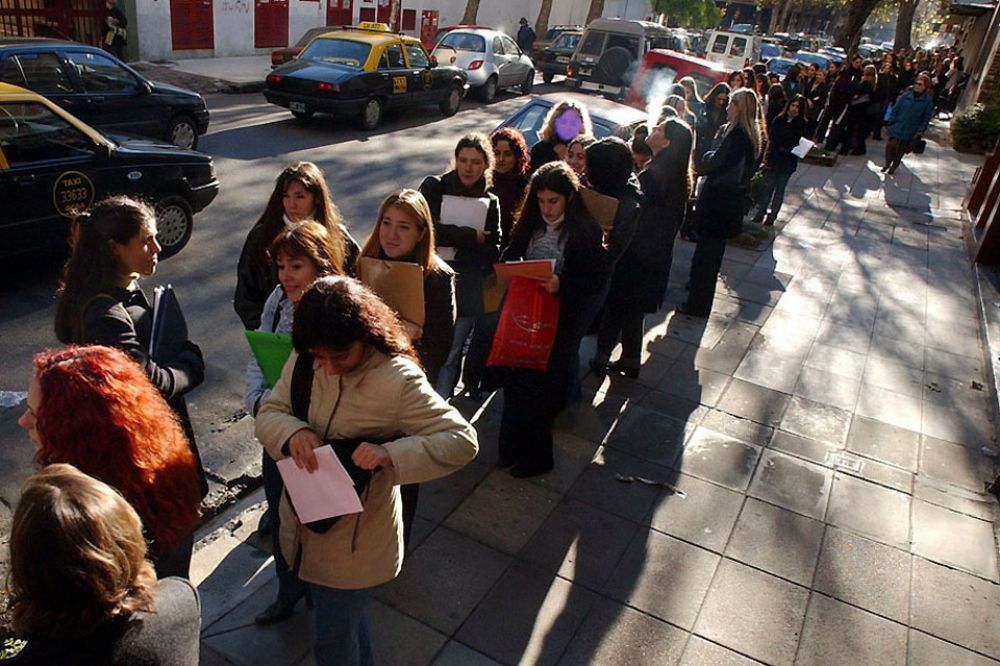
[264,22,468,130]
[0,82,218,258]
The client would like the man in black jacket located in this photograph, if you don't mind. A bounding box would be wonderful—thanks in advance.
[517,18,536,54]
[103,0,128,60]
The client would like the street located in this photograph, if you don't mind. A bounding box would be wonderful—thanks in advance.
[0,85,543,526]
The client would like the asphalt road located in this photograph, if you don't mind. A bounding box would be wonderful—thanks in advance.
[0,82,563,546]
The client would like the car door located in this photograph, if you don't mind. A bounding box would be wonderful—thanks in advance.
[63,50,159,138]
[501,35,528,82]
[0,51,84,115]
[491,36,511,87]
[0,99,101,253]
[403,40,435,105]
[377,43,413,111]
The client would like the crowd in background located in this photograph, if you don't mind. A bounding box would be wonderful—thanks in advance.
[2,39,962,666]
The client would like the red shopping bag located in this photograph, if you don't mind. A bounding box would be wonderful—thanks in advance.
[487,275,560,371]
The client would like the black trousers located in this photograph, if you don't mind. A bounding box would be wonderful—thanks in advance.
[686,234,727,316]
[753,170,793,223]
[596,303,645,366]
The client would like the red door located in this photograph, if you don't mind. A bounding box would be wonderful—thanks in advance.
[419,9,438,50]
[254,0,288,48]
[326,0,352,25]
[171,0,214,50]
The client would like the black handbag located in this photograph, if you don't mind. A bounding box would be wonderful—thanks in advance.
[911,138,927,154]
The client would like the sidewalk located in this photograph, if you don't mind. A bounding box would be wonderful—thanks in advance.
[194,125,1000,666]
[131,55,271,94]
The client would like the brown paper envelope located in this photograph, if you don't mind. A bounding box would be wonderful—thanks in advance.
[493,260,555,287]
[581,187,620,230]
[358,257,426,326]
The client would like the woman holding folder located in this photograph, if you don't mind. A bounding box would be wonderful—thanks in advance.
[245,221,346,625]
[54,195,208,500]
[419,133,502,398]
[497,162,610,478]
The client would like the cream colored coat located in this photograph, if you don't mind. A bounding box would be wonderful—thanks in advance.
[256,348,478,589]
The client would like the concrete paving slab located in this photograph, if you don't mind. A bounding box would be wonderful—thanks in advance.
[656,362,731,407]
[837,454,914,494]
[679,636,765,665]
[795,592,907,666]
[911,557,1000,660]
[376,527,510,635]
[557,597,688,665]
[911,500,998,581]
[365,600,448,666]
[603,404,692,467]
[769,430,842,467]
[520,498,639,590]
[813,525,911,623]
[793,365,861,411]
[565,449,667,523]
[675,426,762,492]
[604,528,719,630]
[924,347,986,384]
[912,477,998,522]
[921,400,995,448]
[733,350,803,394]
[646,471,744,553]
[748,449,833,520]
[845,415,920,471]
[456,561,598,666]
[416,460,493,523]
[919,435,995,492]
[724,497,824,586]
[779,396,853,447]
[826,472,911,548]
[907,630,1000,666]
[855,382,923,432]
[519,431,600,495]
[693,558,809,666]
[444,470,561,556]
[432,641,503,665]
[637,391,710,425]
[716,377,792,426]
[553,389,627,444]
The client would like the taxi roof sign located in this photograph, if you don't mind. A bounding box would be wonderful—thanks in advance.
[357,22,390,32]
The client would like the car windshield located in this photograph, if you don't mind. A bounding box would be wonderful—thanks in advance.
[504,102,617,146]
[769,59,794,75]
[299,38,370,68]
[438,32,486,52]
[296,27,331,48]
[553,33,580,50]
[579,30,607,56]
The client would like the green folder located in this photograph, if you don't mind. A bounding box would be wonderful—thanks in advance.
[245,330,293,388]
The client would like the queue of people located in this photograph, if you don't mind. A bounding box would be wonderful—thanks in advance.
[5,44,954,662]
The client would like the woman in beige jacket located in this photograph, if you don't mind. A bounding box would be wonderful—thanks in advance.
[256,276,478,666]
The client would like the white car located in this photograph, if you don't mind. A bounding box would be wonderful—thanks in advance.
[432,28,535,102]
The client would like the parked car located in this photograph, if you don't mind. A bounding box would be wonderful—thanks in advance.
[532,24,584,56]
[626,49,727,110]
[730,23,755,34]
[880,41,895,52]
[761,40,784,60]
[429,24,493,50]
[535,30,581,83]
[272,26,344,68]
[0,38,209,150]
[767,57,799,77]
[705,29,762,71]
[431,28,534,102]
[816,47,844,64]
[495,92,647,148]
[264,23,467,129]
[565,18,674,99]
[0,82,218,257]
[797,50,834,69]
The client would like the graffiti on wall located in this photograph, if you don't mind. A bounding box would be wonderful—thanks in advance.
[222,0,250,13]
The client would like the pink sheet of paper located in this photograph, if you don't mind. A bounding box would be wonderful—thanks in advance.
[276,445,364,523]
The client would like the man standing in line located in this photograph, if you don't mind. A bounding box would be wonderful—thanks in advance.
[517,17,536,55]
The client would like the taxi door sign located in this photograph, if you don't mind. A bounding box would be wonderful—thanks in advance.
[421,70,433,90]
[392,76,407,94]
[53,171,95,217]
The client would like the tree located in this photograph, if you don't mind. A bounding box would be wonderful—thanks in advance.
[652,0,709,26]
[586,0,607,23]
[461,0,480,25]
[894,0,918,51]
[389,0,401,31]
[535,0,553,39]
[833,0,881,55]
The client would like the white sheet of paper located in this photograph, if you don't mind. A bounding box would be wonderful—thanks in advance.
[276,445,364,523]
[791,137,816,159]
[438,195,490,262]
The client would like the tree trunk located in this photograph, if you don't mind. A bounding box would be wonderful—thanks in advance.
[894,0,918,52]
[779,0,795,32]
[586,0,606,23]
[461,0,481,25]
[834,0,880,55]
[534,0,553,39]
[389,0,400,31]
[768,0,786,34]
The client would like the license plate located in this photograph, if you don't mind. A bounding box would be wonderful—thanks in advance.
[290,101,306,113]
[556,56,569,63]
[579,67,592,76]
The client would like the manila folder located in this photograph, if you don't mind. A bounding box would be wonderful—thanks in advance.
[581,188,620,231]
[358,257,426,326]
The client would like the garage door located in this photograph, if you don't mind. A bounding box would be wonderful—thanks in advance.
[254,0,288,48]
[171,0,214,50]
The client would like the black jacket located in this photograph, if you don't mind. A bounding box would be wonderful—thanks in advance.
[419,171,502,317]
[697,125,756,238]
[764,114,805,174]
[529,140,562,171]
[234,223,360,330]
[805,80,830,121]
[417,265,457,385]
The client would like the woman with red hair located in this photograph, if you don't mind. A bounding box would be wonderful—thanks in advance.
[17,345,202,578]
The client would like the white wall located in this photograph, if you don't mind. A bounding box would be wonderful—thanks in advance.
[136,0,173,61]
[215,0,253,56]
[289,0,325,44]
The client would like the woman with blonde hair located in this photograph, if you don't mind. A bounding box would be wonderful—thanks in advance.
[5,464,200,665]
[234,162,360,329]
[680,87,762,317]
[530,99,594,169]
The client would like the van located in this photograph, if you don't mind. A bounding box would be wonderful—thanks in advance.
[565,18,673,99]
[626,49,728,110]
[705,30,761,71]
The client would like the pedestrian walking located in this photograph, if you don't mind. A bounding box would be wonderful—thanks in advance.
[516,17,536,54]
[882,73,934,175]
[19,345,202,578]
[753,94,805,226]
[4,464,200,666]
[419,133,502,398]
[234,162,360,330]
[102,0,128,60]
[680,88,762,318]
[255,276,478,666]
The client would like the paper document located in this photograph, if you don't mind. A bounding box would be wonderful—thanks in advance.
[791,137,816,160]
[581,188,620,230]
[277,445,364,523]
[245,330,293,388]
[358,257,426,326]
[493,259,555,286]
[438,195,490,261]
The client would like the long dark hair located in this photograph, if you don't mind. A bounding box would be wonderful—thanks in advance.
[251,162,346,269]
[292,276,418,363]
[703,82,731,126]
[490,127,530,177]
[54,196,152,344]
[648,118,694,201]
[585,137,634,199]
[779,94,807,120]
[510,161,596,247]
[450,132,495,189]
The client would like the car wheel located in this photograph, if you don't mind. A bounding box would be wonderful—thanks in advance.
[479,76,498,103]
[596,46,634,87]
[358,97,383,130]
[543,71,554,84]
[520,70,534,95]
[291,109,314,121]
[167,114,198,150]
[155,195,194,257]
[439,85,462,117]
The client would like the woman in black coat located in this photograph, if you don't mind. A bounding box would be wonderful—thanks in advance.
[680,89,762,318]
[498,162,610,477]
[591,120,693,378]
[753,95,805,226]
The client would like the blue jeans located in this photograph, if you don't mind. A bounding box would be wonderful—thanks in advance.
[311,585,373,666]
[436,315,475,398]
